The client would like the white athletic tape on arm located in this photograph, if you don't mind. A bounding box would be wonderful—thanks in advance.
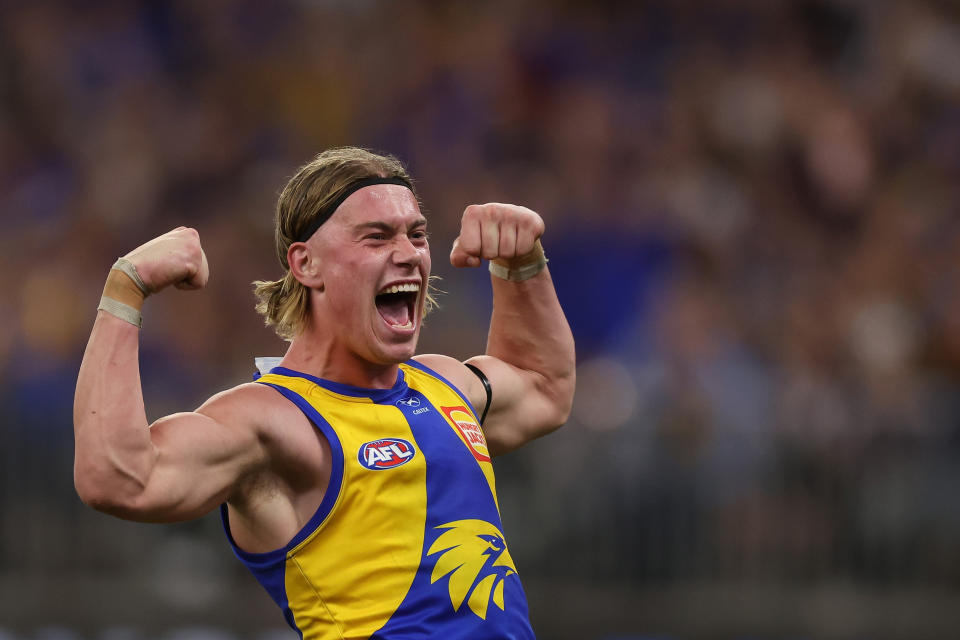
[98,296,143,328]
[488,258,547,282]
[112,258,151,296]
[489,239,548,282]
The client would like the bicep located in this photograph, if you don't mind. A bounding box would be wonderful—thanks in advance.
[463,355,567,455]
[414,354,565,456]
[122,406,265,522]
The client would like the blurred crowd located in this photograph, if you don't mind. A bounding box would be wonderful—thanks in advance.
[1,0,959,635]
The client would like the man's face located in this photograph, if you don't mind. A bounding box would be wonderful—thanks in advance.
[308,184,431,366]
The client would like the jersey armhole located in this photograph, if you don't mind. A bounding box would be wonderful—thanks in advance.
[404,359,483,424]
[222,381,345,563]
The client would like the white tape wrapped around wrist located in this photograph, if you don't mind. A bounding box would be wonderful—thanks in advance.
[488,255,548,282]
[98,296,142,328]
[112,258,151,296]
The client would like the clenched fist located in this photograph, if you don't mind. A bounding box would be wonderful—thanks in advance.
[123,227,209,293]
[449,204,545,269]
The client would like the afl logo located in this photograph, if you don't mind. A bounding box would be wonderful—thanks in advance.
[358,438,417,470]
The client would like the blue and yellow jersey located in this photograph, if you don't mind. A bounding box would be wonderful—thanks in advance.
[220,360,535,639]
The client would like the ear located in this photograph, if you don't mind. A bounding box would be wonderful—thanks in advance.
[287,242,324,290]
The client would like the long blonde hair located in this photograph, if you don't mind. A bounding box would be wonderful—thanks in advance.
[253,147,435,340]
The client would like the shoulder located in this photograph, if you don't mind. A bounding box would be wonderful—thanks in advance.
[411,354,485,412]
[196,382,283,422]
[197,381,329,488]
[195,381,309,444]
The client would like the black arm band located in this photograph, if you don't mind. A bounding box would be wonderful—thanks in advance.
[464,363,492,426]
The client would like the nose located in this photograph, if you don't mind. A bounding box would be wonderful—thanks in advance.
[392,234,422,268]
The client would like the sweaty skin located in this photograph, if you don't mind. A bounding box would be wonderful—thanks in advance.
[73,186,575,554]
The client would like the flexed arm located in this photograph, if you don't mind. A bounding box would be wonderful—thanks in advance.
[417,204,576,455]
[74,228,265,521]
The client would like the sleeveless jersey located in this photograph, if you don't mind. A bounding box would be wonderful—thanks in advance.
[220,360,535,639]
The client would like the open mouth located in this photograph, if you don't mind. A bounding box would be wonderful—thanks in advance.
[375,282,420,331]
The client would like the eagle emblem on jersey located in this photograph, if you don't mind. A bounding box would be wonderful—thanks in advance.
[427,519,518,620]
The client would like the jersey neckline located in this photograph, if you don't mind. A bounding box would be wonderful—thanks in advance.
[266,365,410,403]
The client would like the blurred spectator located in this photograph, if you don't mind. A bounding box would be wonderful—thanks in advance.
[1,0,959,636]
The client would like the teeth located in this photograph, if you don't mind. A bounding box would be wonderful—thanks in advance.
[379,282,420,295]
[392,320,414,330]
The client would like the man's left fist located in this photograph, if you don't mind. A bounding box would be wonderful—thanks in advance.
[450,203,545,268]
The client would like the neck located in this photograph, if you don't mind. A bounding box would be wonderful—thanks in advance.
[280,327,401,390]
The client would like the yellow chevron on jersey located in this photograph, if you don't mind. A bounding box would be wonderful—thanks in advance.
[220,360,534,639]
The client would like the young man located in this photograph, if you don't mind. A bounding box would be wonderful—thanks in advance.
[74,147,575,638]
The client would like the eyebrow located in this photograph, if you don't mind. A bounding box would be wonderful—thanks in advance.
[353,217,428,233]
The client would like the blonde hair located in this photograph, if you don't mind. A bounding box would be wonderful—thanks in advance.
[253,147,436,340]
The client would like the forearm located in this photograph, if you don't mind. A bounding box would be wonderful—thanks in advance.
[73,278,155,506]
[485,264,575,410]
[449,204,575,437]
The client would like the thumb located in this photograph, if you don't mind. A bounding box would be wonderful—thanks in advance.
[175,248,209,290]
[450,237,481,268]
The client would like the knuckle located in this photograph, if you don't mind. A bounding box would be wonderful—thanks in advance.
[488,207,504,222]
[521,213,542,231]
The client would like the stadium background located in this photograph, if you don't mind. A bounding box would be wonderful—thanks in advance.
[2,0,959,638]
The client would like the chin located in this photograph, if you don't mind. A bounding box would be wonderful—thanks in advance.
[369,336,419,366]
[386,342,418,364]
[368,317,421,364]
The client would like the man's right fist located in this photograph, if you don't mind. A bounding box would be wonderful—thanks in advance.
[123,227,209,293]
